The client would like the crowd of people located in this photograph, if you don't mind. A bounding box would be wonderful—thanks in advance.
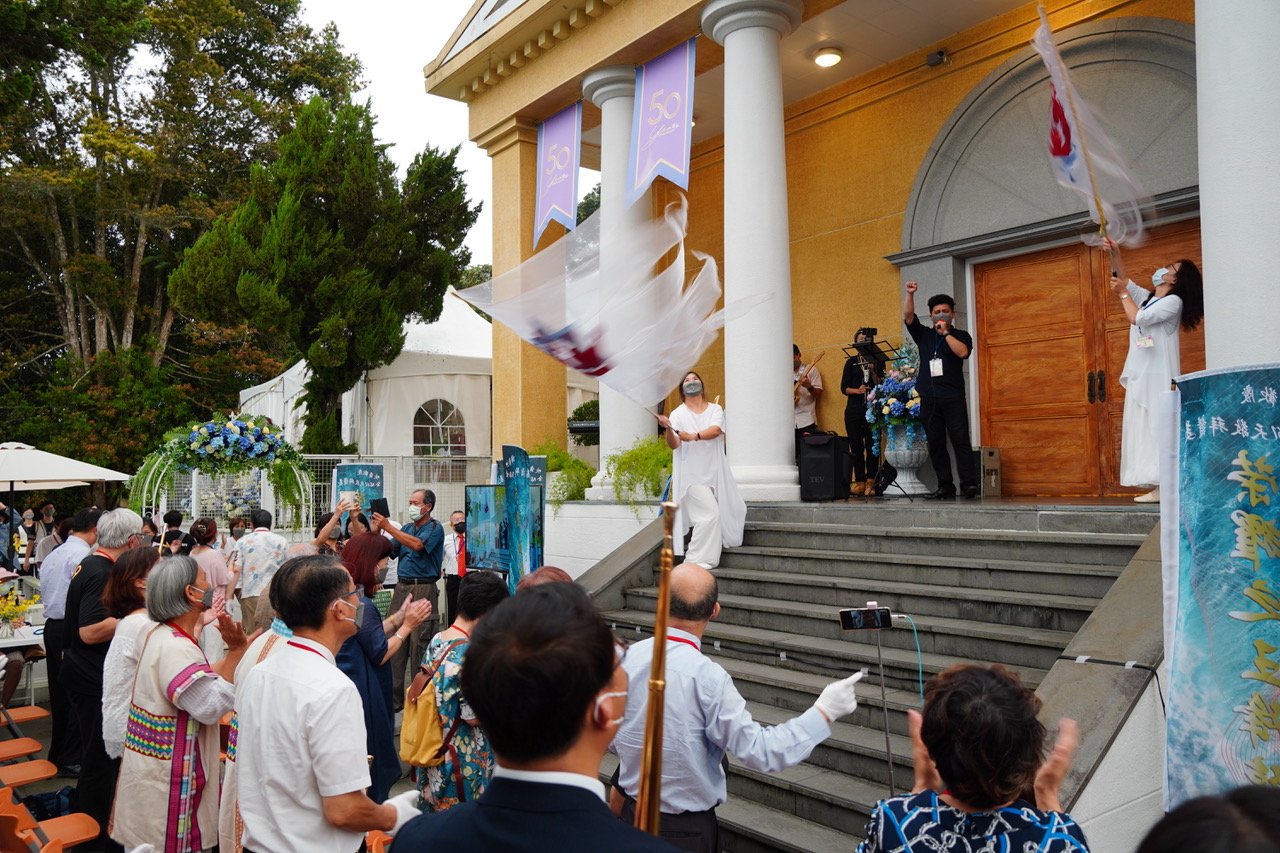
[10,413,1248,853]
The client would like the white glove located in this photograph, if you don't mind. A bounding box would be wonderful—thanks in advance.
[384,789,422,835]
[814,670,864,721]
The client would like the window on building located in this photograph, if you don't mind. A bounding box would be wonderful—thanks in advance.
[413,399,466,457]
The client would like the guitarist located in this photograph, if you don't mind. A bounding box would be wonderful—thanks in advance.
[793,344,825,461]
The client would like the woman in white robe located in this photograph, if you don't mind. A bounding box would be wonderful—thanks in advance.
[1106,238,1204,503]
[656,371,746,568]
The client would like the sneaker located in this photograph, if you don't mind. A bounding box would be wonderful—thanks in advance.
[1134,488,1160,503]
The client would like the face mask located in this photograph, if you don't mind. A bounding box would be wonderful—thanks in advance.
[22,515,32,522]
[406,505,423,522]
[682,380,703,397]
[453,521,466,534]
[1152,268,1170,287]
[231,528,245,539]
[593,690,628,727]
[42,509,52,518]
[933,311,953,326]
[328,528,340,540]
[336,594,364,626]
[189,584,214,610]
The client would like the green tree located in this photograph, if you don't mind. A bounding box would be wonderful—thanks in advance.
[169,97,481,453]
[577,182,601,223]
[0,0,356,477]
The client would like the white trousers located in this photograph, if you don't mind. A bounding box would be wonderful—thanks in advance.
[683,484,722,569]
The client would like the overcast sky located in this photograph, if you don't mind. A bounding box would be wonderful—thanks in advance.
[299,0,494,265]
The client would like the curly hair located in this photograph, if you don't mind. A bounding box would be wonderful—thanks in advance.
[920,664,1045,810]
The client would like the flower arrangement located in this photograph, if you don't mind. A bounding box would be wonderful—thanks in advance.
[0,591,39,636]
[866,342,923,453]
[130,414,311,519]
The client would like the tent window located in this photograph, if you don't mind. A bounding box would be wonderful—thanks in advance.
[414,399,466,457]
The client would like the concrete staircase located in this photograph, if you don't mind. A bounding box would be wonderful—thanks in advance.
[597,501,1157,853]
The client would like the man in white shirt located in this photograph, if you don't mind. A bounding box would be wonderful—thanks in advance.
[235,557,419,853]
[441,509,466,624]
[612,563,863,853]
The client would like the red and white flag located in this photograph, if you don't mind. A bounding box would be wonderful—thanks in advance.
[1031,7,1148,246]
[457,196,764,408]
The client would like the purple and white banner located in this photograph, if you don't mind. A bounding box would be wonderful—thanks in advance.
[534,101,582,245]
[627,38,696,208]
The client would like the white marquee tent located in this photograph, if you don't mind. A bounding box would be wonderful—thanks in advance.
[238,290,598,457]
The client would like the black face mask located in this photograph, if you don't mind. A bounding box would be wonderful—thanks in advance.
[453,521,466,534]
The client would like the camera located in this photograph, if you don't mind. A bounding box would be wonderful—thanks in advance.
[838,607,893,631]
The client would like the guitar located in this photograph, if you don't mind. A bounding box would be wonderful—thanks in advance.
[793,350,826,406]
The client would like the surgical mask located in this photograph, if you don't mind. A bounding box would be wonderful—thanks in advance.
[933,311,953,327]
[1152,268,1170,287]
[336,594,365,626]
[406,505,423,522]
[453,521,466,534]
[231,528,245,539]
[189,584,214,610]
[21,515,32,522]
[42,509,52,518]
[328,528,340,540]
[682,380,703,397]
[593,690,628,727]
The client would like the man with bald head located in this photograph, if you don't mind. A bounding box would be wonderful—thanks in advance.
[611,563,864,852]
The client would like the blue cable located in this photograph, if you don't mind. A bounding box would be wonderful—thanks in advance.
[896,614,925,706]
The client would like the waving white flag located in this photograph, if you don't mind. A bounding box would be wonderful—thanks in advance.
[1031,7,1149,246]
[457,197,763,408]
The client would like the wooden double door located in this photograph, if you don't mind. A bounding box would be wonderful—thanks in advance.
[974,221,1204,496]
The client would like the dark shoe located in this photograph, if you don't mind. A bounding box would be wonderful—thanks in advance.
[57,764,80,778]
[962,486,980,499]
[923,489,956,500]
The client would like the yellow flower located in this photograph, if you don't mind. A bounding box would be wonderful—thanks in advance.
[227,424,240,435]
[190,442,200,450]
[882,405,891,414]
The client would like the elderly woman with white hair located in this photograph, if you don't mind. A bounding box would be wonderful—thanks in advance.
[109,555,251,853]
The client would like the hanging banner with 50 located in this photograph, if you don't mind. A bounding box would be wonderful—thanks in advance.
[534,100,582,245]
[627,38,696,208]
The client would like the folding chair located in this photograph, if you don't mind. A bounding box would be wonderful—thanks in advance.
[0,706,49,741]
[0,786,98,851]
[367,830,393,853]
[0,761,57,789]
[0,739,41,763]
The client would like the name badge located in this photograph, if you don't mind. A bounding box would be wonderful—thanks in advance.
[930,357,944,377]
[1136,335,1154,349]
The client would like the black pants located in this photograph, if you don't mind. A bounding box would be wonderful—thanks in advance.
[42,619,82,769]
[919,395,977,493]
[66,686,122,853]
[444,574,461,625]
[620,796,719,853]
[845,407,878,483]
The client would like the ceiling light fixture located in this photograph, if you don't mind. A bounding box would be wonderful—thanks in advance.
[813,47,843,68]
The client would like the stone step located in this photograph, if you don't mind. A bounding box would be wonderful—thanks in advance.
[745,502,1159,536]
[742,521,1144,566]
[621,590,1075,671]
[602,608,1049,695]
[709,568,1099,633]
[720,545,1121,598]
[598,753,861,853]
[726,754,881,839]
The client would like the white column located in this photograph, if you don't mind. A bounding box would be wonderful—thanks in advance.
[702,0,803,500]
[1196,0,1280,368]
[582,65,656,500]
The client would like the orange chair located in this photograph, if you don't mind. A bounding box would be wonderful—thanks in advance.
[367,829,393,853]
[16,829,62,853]
[0,786,98,851]
[0,739,41,763]
[0,761,57,789]
[0,705,50,740]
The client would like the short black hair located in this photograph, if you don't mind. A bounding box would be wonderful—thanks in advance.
[162,509,183,528]
[70,508,102,534]
[670,573,718,622]
[274,555,349,631]
[927,293,956,312]
[250,508,272,529]
[37,501,53,512]
[792,344,800,356]
[412,489,436,511]
[457,570,510,620]
[462,583,614,764]
[1137,785,1280,853]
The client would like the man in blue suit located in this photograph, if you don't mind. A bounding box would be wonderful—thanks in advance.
[392,582,676,852]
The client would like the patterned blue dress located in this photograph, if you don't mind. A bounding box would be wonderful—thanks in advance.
[856,790,1091,853]
[416,635,495,811]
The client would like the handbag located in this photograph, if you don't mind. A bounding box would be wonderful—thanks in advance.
[399,639,466,767]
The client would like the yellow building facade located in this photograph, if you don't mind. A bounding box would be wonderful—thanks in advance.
[428,0,1202,497]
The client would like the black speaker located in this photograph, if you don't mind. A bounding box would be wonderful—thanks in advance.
[799,432,853,501]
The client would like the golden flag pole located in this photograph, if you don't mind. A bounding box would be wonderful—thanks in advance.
[635,500,678,835]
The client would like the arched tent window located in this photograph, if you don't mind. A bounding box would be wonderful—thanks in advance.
[413,399,466,456]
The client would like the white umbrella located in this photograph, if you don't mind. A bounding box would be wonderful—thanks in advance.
[0,443,130,486]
